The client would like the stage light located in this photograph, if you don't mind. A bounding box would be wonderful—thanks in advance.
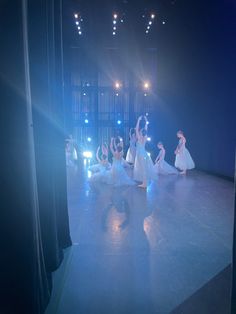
[116,93,119,96]
[114,81,121,89]
[147,26,150,29]
[143,81,150,90]
[147,137,151,141]
[113,26,116,30]
[162,21,166,24]
[151,14,155,19]
[146,30,149,34]
[113,31,116,35]
[76,21,79,25]
[74,13,78,18]
[84,119,89,124]
[144,93,147,96]
[113,20,117,24]
[117,120,122,125]
[83,151,93,158]
[83,92,86,96]
[121,19,124,23]
[114,13,118,19]
[147,152,151,157]
[78,26,81,30]
[147,121,150,125]
[87,137,92,142]
[149,21,152,25]
[79,31,82,35]
[146,113,149,116]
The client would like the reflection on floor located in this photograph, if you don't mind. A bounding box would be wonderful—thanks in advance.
[45,166,234,314]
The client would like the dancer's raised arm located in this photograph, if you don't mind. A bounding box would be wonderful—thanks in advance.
[143,115,148,131]
[135,116,142,138]
[96,146,101,162]
[102,143,108,156]
[110,138,115,156]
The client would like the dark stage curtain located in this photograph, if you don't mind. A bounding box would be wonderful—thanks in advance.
[0,1,71,313]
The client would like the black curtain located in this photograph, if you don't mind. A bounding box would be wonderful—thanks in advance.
[0,1,71,313]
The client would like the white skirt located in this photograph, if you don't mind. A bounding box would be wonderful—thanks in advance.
[89,163,111,173]
[175,148,195,171]
[154,160,178,175]
[106,160,135,186]
[126,147,136,164]
[133,146,155,182]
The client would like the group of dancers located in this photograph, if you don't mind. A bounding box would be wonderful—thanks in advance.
[89,115,195,189]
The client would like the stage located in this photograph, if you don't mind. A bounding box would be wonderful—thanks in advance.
[46,167,234,314]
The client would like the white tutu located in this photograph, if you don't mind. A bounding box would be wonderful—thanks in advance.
[88,162,111,173]
[126,139,136,164]
[105,158,135,186]
[133,142,155,182]
[154,160,178,175]
[175,142,195,171]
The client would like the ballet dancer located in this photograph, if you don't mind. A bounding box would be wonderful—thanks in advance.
[106,137,134,186]
[126,128,137,164]
[89,145,111,173]
[154,142,178,175]
[133,116,155,188]
[175,130,195,175]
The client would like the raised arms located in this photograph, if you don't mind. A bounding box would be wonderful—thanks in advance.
[96,146,101,162]
[135,116,142,138]
[110,138,115,156]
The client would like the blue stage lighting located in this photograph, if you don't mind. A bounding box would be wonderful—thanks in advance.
[117,120,122,125]
[84,119,89,124]
[87,137,92,142]
[147,137,151,141]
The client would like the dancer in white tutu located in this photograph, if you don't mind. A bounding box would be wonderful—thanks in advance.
[154,142,178,175]
[89,145,111,173]
[175,130,195,175]
[126,128,136,164]
[133,116,155,188]
[105,138,135,186]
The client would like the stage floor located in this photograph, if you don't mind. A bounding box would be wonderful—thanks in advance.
[46,167,234,314]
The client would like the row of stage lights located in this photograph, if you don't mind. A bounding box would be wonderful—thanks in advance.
[74,13,83,35]
[112,13,124,36]
[74,12,165,37]
[80,80,151,98]
[83,112,150,128]
[144,13,166,34]
[114,80,150,90]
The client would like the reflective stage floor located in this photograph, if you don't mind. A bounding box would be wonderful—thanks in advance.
[46,167,234,314]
